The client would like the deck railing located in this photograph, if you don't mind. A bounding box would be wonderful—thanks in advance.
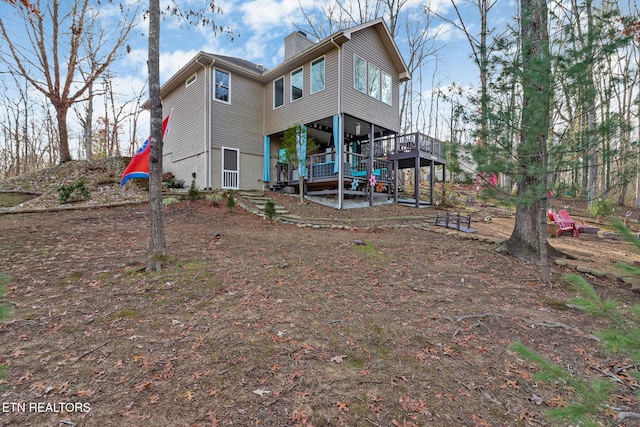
[386,132,446,158]
[287,151,392,185]
[280,132,442,185]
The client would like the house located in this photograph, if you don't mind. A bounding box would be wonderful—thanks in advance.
[156,18,446,208]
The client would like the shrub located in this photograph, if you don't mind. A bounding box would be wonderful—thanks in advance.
[57,178,90,203]
[226,193,236,212]
[162,197,180,206]
[264,200,277,220]
[187,180,199,201]
[165,178,185,189]
[205,192,223,207]
[588,198,615,220]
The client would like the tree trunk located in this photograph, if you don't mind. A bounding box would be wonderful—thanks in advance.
[500,0,551,272]
[56,102,72,163]
[84,82,93,160]
[585,0,598,206]
[636,123,640,208]
[147,0,166,271]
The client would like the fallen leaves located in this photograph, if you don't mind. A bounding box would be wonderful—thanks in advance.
[330,354,347,363]
[336,401,349,412]
[253,388,271,397]
[398,396,433,420]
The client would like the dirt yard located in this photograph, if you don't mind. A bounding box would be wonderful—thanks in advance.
[1,161,640,426]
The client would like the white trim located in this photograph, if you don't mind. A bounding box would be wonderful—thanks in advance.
[221,146,240,190]
[368,63,380,100]
[381,71,392,106]
[353,54,366,93]
[213,68,230,104]
[290,66,303,102]
[185,72,197,88]
[310,56,325,94]
[273,76,285,109]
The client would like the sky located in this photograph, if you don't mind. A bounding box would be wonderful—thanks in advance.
[0,0,520,153]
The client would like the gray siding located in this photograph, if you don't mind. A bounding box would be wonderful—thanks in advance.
[210,69,264,156]
[264,50,340,135]
[163,68,207,161]
[341,27,401,132]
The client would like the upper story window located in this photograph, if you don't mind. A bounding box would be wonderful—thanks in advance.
[368,64,380,99]
[185,72,197,88]
[381,72,392,105]
[214,69,230,103]
[291,67,303,101]
[274,76,284,108]
[311,57,325,94]
[354,55,366,93]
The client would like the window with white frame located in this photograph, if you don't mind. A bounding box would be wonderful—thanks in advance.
[214,69,230,103]
[354,55,366,93]
[311,57,325,94]
[274,76,284,108]
[185,72,197,88]
[381,72,392,105]
[368,64,380,99]
[291,67,303,101]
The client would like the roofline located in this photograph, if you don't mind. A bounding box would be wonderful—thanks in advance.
[145,18,411,108]
[143,51,264,109]
[261,18,410,82]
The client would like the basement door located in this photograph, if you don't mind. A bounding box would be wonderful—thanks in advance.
[221,147,240,190]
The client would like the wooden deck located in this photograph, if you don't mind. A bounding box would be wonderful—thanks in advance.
[274,132,446,208]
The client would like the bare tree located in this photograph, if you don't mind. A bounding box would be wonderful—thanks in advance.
[0,0,138,163]
[427,0,503,146]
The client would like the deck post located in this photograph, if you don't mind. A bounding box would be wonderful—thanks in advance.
[414,154,420,208]
[369,124,375,207]
[334,114,343,210]
[263,135,271,183]
[393,159,398,204]
[430,161,434,207]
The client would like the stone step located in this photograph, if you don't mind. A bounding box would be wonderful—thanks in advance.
[259,209,289,214]
[237,191,263,197]
[281,214,302,220]
[255,204,285,210]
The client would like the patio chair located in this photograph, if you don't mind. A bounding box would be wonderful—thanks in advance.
[558,209,587,233]
[550,210,580,237]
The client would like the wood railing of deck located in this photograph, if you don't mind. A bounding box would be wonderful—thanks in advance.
[381,132,446,158]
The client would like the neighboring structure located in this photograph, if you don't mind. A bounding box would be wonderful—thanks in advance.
[155,18,446,208]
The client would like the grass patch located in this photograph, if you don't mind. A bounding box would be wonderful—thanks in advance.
[108,307,140,320]
[354,243,382,259]
[0,193,38,208]
[539,296,569,310]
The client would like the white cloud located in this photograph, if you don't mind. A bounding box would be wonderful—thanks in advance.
[238,0,311,32]
[159,49,200,82]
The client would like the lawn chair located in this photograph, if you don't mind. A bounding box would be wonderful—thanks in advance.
[558,210,587,234]
[549,210,580,237]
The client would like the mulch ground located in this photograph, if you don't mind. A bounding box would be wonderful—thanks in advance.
[1,198,640,426]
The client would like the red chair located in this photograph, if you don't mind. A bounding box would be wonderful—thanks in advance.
[549,211,580,237]
[558,210,587,233]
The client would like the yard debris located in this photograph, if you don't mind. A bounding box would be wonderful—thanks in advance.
[253,389,271,397]
[330,355,347,363]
